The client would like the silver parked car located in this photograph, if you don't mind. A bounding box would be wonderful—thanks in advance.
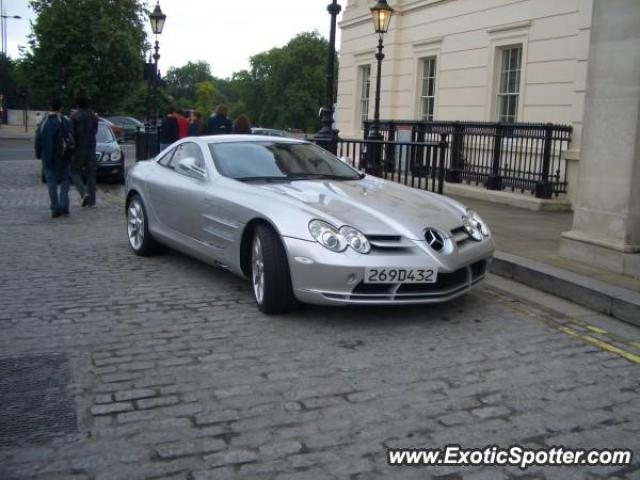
[125,136,494,314]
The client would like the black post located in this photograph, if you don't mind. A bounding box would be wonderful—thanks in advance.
[445,121,463,183]
[314,0,341,154]
[535,123,554,198]
[150,39,160,127]
[366,35,385,176]
[437,134,448,194]
[485,123,503,190]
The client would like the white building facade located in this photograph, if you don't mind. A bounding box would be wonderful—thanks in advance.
[336,0,593,202]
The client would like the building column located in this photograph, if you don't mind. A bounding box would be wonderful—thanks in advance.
[560,0,640,278]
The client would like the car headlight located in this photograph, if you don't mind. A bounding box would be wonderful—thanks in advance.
[462,209,490,241]
[339,226,371,254]
[110,150,122,161]
[308,220,371,254]
[309,220,347,252]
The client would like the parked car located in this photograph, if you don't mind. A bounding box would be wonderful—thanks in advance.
[125,135,494,314]
[40,122,125,184]
[95,121,125,183]
[106,115,144,141]
[251,127,289,137]
[98,117,125,142]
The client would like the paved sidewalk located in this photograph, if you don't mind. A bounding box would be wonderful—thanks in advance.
[0,124,36,140]
[452,194,640,326]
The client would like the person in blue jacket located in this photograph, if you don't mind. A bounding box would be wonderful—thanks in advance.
[207,104,232,135]
[35,98,75,218]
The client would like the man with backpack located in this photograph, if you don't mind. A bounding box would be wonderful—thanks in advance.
[35,98,75,218]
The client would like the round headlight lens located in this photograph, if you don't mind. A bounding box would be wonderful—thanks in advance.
[309,220,347,252]
[339,226,371,254]
[111,150,122,161]
[463,209,490,241]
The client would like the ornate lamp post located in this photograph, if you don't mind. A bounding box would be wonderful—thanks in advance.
[314,0,341,155]
[365,0,393,174]
[147,1,166,127]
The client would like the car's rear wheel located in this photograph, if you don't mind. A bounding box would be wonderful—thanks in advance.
[127,195,157,256]
[251,225,298,314]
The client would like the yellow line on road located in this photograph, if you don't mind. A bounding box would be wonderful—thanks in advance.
[557,327,640,364]
[492,292,640,365]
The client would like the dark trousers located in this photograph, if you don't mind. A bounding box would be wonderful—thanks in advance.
[71,148,97,206]
[45,165,70,212]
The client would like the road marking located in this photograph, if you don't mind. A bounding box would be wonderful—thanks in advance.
[489,289,640,365]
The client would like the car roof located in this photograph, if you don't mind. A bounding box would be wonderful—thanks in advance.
[195,134,306,145]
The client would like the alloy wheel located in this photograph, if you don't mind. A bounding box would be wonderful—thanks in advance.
[127,200,145,251]
[252,235,265,304]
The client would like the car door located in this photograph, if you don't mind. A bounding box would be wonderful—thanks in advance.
[146,142,208,243]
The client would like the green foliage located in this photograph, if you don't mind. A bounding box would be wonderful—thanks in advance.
[230,31,333,132]
[165,61,213,108]
[194,81,222,118]
[23,0,147,112]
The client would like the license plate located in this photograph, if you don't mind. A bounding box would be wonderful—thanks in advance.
[364,268,437,284]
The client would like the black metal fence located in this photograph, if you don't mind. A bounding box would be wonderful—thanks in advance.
[361,120,572,198]
[337,136,448,194]
[135,126,160,161]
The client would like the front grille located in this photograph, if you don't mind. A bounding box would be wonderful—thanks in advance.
[397,267,468,293]
[365,234,414,253]
[346,265,471,301]
[450,225,472,248]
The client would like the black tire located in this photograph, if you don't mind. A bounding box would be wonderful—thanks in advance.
[115,169,125,185]
[251,224,298,314]
[126,194,158,256]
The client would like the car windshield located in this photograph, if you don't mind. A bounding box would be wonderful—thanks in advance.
[208,141,362,181]
[97,123,115,143]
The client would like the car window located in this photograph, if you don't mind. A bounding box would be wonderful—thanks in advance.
[96,123,115,143]
[208,141,361,180]
[179,142,206,169]
[157,147,176,167]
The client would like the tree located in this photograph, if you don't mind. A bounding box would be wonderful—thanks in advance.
[23,0,147,112]
[193,81,226,118]
[230,31,332,132]
[165,61,214,109]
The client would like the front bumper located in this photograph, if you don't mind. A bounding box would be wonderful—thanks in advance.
[96,162,124,177]
[283,236,493,306]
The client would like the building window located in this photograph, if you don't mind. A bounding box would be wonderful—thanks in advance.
[497,46,522,123]
[420,57,437,121]
[359,65,371,124]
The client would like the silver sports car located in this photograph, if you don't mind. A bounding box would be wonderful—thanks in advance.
[125,135,494,314]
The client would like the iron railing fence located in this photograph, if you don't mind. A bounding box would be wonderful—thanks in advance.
[363,120,572,198]
[336,136,447,194]
[135,125,161,161]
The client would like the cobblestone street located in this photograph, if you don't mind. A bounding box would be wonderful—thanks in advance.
[0,154,638,479]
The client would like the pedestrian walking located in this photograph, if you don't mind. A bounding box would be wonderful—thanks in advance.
[70,95,98,208]
[232,113,252,134]
[160,106,179,151]
[188,111,204,136]
[35,98,75,218]
[206,105,232,135]
[176,110,189,139]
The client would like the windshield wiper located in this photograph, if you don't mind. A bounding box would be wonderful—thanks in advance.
[235,176,291,183]
[286,173,361,181]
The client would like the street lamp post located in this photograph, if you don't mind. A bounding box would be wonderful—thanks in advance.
[314,0,341,155]
[147,1,166,128]
[365,0,393,175]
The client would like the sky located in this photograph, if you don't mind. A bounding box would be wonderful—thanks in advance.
[2,0,344,79]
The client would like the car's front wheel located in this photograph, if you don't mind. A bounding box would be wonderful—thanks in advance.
[127,195,157,256]
[251,225,298,314]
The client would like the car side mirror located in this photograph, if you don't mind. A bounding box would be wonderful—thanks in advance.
[176,157,206,179]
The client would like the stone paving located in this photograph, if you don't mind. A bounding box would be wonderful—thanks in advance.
[0,157,638,479]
